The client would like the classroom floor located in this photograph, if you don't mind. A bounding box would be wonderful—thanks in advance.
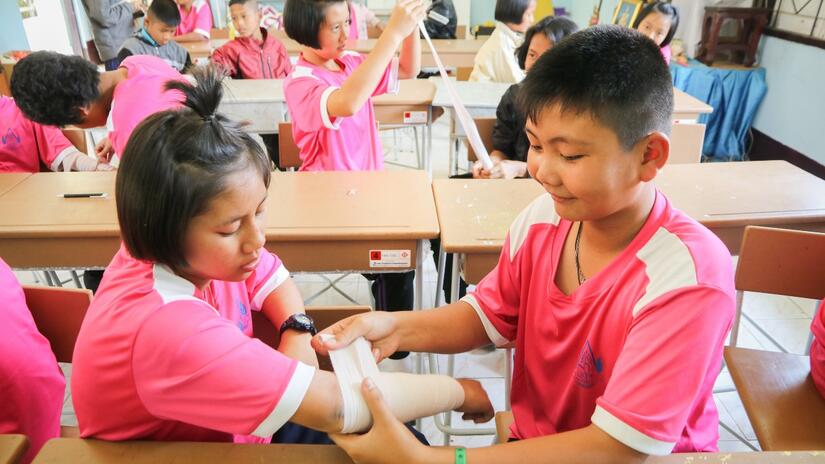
[18,115,820,452]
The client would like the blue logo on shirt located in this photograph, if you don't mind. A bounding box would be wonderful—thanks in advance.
[236,299,249,331]
[574,340,603,388]
[2,128,21,146]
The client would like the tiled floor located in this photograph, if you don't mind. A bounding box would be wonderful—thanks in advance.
[19,115,820,452]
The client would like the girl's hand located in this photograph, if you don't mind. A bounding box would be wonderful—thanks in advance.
[471,160,491,179]
[384,0,427,42]
[489,160,527,179]
[456,379,495,423]
[331,378,432,464]
[312,311,401,362]
[95,137,114,163]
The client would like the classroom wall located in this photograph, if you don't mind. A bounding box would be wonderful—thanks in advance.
[752,36,825,165]
[0,3,30,52]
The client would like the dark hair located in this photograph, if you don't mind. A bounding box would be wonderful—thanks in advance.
[515,16,578,70]
[116,66,271,270]
[229,0,257,7]
[10,51,100,127]
[632,1,679,48]
[284,0,347,49]
[494,0,532,25]
[518,25,673,150]
[148,0,182,26]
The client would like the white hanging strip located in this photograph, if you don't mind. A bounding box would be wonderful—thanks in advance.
[418,21,494,170]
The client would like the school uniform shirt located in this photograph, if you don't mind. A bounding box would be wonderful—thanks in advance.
[177,0,213,40]
[118,28,192,72]
[463,190,735,454]
[811,301,825,398]
[0,259,65,464]
[661,44,672,64]
[71,244,315,442]
[283,52,399,171]
[469,21,525,83]
[211,28,292,79]
[348,2,377,40]
[108,55,186,158]
[0,96,79,173]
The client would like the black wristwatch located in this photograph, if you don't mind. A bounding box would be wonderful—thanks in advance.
[279,313,317,336]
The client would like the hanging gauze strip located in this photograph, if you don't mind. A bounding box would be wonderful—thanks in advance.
[418,21,494,170]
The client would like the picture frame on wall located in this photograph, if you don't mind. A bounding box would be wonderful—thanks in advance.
[612,0,644,28]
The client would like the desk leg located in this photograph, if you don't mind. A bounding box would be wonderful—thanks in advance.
[425,107,433,180]
[435,244,447,307]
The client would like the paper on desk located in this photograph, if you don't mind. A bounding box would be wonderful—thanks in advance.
[418,21,494,171]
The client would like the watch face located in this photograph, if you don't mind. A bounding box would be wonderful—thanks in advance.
[294,314,311,325]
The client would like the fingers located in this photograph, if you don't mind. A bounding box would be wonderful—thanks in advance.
[360,377,393,425]
[311,316,363,354]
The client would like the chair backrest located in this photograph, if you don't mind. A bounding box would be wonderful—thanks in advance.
[23,285,93,363]
[466,117,497,162]
[252,306,371,371]
[669,123,705,164]
[278,122,302,170]
[456,66,474,81]
[736,226,825,300]
[456,25,468,39]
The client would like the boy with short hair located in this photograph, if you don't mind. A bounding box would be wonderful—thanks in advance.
[211,0,291,79]
[118,0,192,72]
[315,25,736,463]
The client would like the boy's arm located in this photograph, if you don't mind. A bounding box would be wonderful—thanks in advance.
[84,0,135,27]
[327,0,425,117]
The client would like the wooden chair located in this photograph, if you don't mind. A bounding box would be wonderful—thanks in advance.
[724,226,825,451]
[669,123,705,164]
[465,117,496,163]
[277,122,301,170]
[455,66,474,81]
[252,306,371,372]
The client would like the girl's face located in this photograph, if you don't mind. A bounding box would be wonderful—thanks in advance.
[524,32,552,73]
[178,165,268,288]
[637,11,672,46]
[313,1,351,60]
[511,0,537,33]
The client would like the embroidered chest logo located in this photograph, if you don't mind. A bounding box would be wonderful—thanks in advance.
[236,299,249,331]
[2,128,21,146]
[574,340,603,388]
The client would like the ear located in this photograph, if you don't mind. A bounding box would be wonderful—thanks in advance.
[638,131,669,182]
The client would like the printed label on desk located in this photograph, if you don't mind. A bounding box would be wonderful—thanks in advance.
[403,111,427,124]
[369,250,411,268]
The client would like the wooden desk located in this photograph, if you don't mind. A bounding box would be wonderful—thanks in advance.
[673,88,714,122]
[373,79,436,125]
[433,161,825,286]
[0,171,439,309]
[0,435,27,464]
[0,173,31,197]
[31,439,354,464]
[180,40,212,61]
[645,451,825,463]
[281,38,483,68]
[220,78,286,134]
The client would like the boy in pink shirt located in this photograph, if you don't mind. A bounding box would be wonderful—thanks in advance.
[174,0,213,42]
[1,96,110,172]
[10,52,185,162]
[0,259,66,464]
[812,301,825,398]
[316,25,736,463]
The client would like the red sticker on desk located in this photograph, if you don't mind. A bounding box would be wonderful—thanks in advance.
[369,250,411,268]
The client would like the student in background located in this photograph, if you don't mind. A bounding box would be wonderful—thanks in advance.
[283,0,423,348]
[212,0,292,79]
[349,2,384,39]
[473,16,578,180]
[118,0,193,72]
[0,259,66,464]
[174,0,213,42]
[70,68,490,444]
[1,96,112,172]
[469,0,536,83]
[812,301,824,398]
[632,1,679,63]
[82,0,145,70]
[316,25,736,463]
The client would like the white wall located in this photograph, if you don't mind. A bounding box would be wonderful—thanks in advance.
[22,0,73,54]
[752,36,825,165]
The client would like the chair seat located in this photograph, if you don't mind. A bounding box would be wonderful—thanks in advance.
[724,346,825,450]
[495,411,514,444]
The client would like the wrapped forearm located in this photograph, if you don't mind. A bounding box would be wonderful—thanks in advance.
[324,335,464,433]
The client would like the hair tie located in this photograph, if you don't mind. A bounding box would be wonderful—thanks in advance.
[203,114,215,123]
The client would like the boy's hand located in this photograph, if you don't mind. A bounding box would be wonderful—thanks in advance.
[95,137,114,163]
[312,311,401,362]
[456,379,495,423]
[385,0,427,42]
[489,160,527,179]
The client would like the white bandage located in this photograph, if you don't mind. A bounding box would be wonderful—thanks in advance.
[322,335,465,433]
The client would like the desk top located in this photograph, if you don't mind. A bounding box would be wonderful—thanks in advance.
[373,79,437,107]
[0,171,439,242]
[0,435,27,464]
[265,170,439,241]
[281,37,483,56]
[31,439,354,464]
[433,161,825,253]
[674,88,713,116]
[0,173,31,197]
[221,78,284,104]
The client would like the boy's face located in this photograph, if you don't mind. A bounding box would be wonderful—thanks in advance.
[524,104,667,222]
[144,15,177,46]
[230,2,261,38]
[175,0,192,8]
